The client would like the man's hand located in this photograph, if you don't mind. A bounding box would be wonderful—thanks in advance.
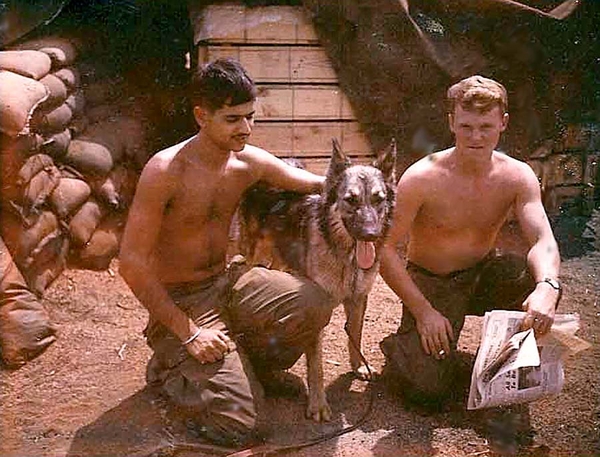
[184,327,232,364]
[521,282,559,335]
[414,306,454,360]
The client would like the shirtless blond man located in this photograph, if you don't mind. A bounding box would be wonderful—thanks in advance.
[379,75,561,405]
[120,59,331,446]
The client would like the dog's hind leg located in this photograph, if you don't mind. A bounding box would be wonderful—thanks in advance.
[344,295,374,380]
[305,331,332,422]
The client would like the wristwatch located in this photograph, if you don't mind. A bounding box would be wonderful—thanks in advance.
[538,277,561,292]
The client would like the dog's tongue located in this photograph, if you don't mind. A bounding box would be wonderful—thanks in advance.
[356,241,376,269]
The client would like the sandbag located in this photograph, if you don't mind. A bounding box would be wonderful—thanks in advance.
[76,215,123,270]
[40,129,72,159]
[0,50,52,80]
[49,177,91,219]
[0,70,49,136]
[31,102,73,134]
[64,90,85,117]
[68,198,105,247]
[3,210,60,265]
[0,133,44,161]
[17,153,54,185]
[39,73,68,108]
[53,67,80,91]
[0,236,57,368]
[12,36,79,68]
[24,231,69,296]
[90,165,138,209]
[64,138,114,177]
[79,119,126,163]
[16,155,61,216]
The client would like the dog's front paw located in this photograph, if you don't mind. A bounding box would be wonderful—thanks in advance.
[352,362,376,380]
[306,395,332,422]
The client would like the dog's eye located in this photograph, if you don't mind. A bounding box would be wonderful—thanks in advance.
[371,191,386,205]
[344,193,359,205]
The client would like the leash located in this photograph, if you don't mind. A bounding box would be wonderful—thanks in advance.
[155,323,377,457]
[224,322,376,457]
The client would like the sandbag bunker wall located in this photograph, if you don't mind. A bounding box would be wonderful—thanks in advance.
[0,35,147,297]
[526,123,600,216]
[192,3,373,174]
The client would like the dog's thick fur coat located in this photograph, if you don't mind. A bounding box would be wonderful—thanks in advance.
[239,139,397,421]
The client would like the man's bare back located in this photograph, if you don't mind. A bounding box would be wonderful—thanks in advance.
[405,148,531,274]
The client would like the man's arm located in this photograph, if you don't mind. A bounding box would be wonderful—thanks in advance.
[119,155,230,363]
[514,163,561,335]
[379,169,454,359]
[244,145,325,193]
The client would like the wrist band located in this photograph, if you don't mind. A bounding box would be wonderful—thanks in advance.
[182,328,202,345]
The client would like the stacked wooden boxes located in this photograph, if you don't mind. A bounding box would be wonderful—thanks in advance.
[193,3,372,173]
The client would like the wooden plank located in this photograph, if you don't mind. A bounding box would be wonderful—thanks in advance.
[199,46,337,83]
[256,85,355,121]
[250,121,372,157]
[194,4,319,45]
[301,156,374,175]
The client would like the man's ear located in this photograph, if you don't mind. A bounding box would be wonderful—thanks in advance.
[448,112,455,134]
[193,105,207,128]
[501,112,509,132]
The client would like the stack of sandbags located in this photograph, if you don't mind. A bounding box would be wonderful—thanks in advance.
[0,35,147,299]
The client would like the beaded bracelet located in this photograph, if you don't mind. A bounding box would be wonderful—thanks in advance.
[182,328,202,346]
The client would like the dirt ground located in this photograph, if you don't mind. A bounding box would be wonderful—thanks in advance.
[1,239,599,457]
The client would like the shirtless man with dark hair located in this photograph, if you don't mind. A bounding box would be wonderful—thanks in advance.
[120,58,331,446]
[379,75,561,406]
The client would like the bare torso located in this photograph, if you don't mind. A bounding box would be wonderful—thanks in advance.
[407,148,523,274]
[153,138,256,284]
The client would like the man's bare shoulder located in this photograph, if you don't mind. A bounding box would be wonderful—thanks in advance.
[493,151,539,182]
[400,148,453,183]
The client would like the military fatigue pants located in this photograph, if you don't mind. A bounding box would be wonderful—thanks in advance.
[381,251,535,404]
[145,265,332,446]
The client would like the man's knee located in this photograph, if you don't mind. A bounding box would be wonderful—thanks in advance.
[381,332,457,403]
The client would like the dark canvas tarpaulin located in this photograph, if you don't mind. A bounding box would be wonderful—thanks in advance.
[302,0,599,163]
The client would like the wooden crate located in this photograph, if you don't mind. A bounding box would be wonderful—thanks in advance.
[199,45,337,83]
[192,4,319,45]
[193,3,373,168]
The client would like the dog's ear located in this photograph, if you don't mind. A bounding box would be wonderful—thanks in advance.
[326,138,352,182]
[373,138,397,184]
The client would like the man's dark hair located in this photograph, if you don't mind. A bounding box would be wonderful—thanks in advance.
[190,58,257,111]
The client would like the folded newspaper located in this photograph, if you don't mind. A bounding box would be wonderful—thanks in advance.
[467,310,591,410]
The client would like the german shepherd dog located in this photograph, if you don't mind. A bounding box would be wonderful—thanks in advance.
[238,139,397,421]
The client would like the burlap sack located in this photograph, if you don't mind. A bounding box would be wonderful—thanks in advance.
[76,215,123,270]
[0,133,44,161]
[16,155,61,216]
[12,36,79,68]
[0,70,49,136]
[1,210,59,265]
[40,129,72,159]
[31,102,73,134]
[68,198,105,247]
[78,119,127,163]
[64,90,85,117]
[53,67,80,91]
[49,177,91,219]
[64,138,114,177]
[39,73,68,108]
[0,50,52,80]
[0,236,57,368]
[90,165,138,210]
[24,230,69,296]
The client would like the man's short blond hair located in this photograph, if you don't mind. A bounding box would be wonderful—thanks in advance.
[447,75,508,114]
